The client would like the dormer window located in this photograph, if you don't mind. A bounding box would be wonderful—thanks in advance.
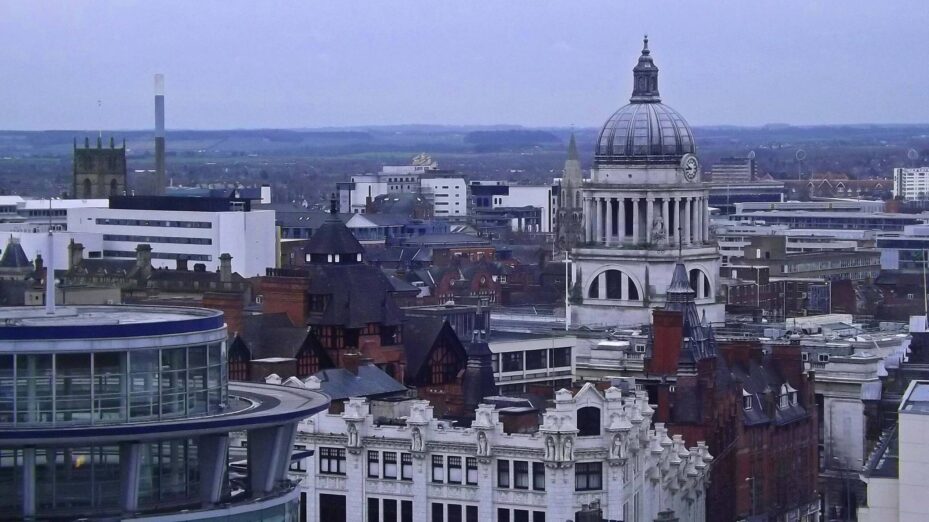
[779,383,798,409]
[742,390,753,411]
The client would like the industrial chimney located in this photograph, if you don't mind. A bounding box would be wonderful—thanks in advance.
[154,73,166,195]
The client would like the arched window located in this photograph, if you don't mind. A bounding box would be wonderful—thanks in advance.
[588,269,641,301]
[577,406,601,436]
[82,178,92,199]
[689,268,712,299]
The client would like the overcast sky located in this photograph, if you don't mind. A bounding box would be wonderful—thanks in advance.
[2,1,927,130]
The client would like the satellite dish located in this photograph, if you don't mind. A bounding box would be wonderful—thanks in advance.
[908,148,920,161]
[795,149,807,161]
[747,150,756,160]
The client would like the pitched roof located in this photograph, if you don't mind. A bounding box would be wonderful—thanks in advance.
[0,237,30,269]
[304,212,364,256]
[402,315,453,379]
[663,262,717,363]
[312,362,407,400]
[305,263,405,327]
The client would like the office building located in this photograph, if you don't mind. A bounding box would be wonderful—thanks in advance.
[892,167,929,200]
[0,304,329,520]
[67,196,276,276]
[706,156,756,183]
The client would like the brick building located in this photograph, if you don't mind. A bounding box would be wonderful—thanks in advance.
[644,263,820,521]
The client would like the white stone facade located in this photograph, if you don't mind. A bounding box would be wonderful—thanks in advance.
[571,163,723,328]
[295,384,711,522]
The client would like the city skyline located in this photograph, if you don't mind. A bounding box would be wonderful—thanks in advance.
[2,0,928,130]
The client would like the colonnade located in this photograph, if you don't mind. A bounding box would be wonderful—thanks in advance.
[582,194,709,247]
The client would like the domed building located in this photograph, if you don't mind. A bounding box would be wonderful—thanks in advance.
[570,37,723,327]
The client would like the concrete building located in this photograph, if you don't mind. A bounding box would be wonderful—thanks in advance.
[67,196,276,276]
[892,167,929,200]
[734,235,880,282]
[729,208,926,232]
[859,380,929,521]
[488,331,577,396]
[706,180,784,216]
[877,224,929,273]
[706,156,756,183]
[715,223,875,266]
[569,38,723,328]
[421,175,468,218]
[338,154,467,217]
[471,181,556,233]
[293,385,711,522]
[0,304,329,520]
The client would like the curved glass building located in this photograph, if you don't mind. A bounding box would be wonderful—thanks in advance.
[0,305,329,521]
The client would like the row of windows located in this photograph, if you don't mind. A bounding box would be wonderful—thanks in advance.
[496,347,571,373]
[432,454,478,485]
[369,451,413,480]
[103,251,212,261]
[431,503,478,522]
[321,447,603,493]
[103,234,212,245]
[95,218,212,228]
[369,497,414,522]
[497,509,546,522]
[496,459,544,490]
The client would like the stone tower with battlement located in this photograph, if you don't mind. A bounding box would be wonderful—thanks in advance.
[72,136,127,199]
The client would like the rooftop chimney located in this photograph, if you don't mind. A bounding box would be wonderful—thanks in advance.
[176,255,188,271]
[154,74,166,196]
[68,240,84,271]
[135,244,152,279]
[342,351,361,376]
[219,253,232,283]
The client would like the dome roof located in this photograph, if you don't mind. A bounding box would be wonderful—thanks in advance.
[595,37,696,166]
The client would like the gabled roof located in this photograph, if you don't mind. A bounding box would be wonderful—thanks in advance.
[402,316,461,380]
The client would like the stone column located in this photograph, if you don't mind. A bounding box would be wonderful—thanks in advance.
[683,197,692,245]
[662,198,670,245]
[477,459,494,522]
[632,198,641,244]
[703,196,710,241]
[617,197,626,244]
[345,449,365,522]
[584,197,592,243]
[696,197,703,243]
[645,197,654,244]
[606,197,614,246]
[598,271,607,299]
[598,198,606,244]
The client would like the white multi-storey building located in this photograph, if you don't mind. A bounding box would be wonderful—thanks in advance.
[892,167,929,200]
[859,380,929,521]
[67,197,276,276]
[338,154,468,216]
[291,384,710,522]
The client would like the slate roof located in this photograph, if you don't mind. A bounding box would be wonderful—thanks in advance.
[402,315,448,380]
[304,212,364,256]
[312,362,408,401]
[236,312,313,359]
[663,263,718,363]
[304,263,404,327]
[0,238,31,269]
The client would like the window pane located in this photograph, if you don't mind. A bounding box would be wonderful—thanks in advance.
[368,497,379,522]
[497,460,509,488]
[432,503,444,522]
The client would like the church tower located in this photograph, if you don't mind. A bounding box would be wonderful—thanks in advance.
[570,37,723,327]
[556,133,585,250]
[72,136,127,199]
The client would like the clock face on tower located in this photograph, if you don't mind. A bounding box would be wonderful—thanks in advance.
[681,153,699,182]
